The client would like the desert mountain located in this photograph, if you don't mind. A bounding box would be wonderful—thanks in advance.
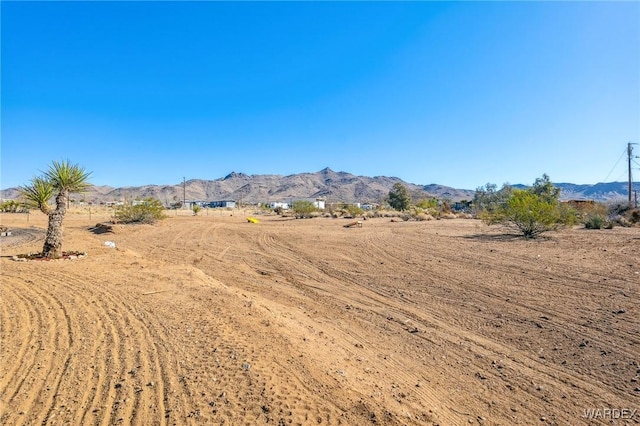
[1,168,637,205]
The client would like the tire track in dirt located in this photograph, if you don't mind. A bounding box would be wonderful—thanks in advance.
[254,229,462,424]
[111,221,337,422]
[162,227,409,424]
[38,268,176,426]
[123,220,222,268]
[364,228,640,391]
[176,218,638,424]
[0,261,189,426]
[355,225,638,422]
[4,214,636,425]
[0,276,43,422]
[0,272,72,426]
[365,229,639,348]
[252,223,635,424]
[37,268,130,426]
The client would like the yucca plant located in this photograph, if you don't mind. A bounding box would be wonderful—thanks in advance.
[20,160,92,258]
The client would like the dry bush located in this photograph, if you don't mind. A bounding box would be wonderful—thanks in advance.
[414,213,433,221]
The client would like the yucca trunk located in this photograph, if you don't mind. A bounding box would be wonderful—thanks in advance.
[42,190,68,258]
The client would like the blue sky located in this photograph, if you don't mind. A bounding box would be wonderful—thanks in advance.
[2,1,638,190]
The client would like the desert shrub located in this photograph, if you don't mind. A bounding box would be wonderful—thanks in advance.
[292,200,317,218]
[192,205,202,216]
[413,213,433,221]
[415,198,438,210]
[480,175,576,238]
[0,200,29,213]
[114,198,166,224]
[578,202,624,229]
[628,209,640,224]
[584,214,606,229]
[345,204,364,217]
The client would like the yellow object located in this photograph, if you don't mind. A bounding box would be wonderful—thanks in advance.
[247,217,259,224]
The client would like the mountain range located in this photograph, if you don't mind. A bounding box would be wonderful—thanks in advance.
[1,168,637,205]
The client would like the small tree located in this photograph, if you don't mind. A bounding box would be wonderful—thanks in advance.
[479,175,575,238]
[474,182,512,214]
[20,160,92,258]
[530,173,561,203]
[388,183,411,211]
[292,200,317,218]
[192,204,202,216]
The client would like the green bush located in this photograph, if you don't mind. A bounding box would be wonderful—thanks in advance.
[345,204,364,217]
[0,200,29,213]
[114,198,166,224]
[584,214,606,229]
[387,183,411,211]
[292,200,317,218]
[479,175,576,238]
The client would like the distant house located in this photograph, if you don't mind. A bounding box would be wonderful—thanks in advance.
[360,203,379,210]
[269,202,290,210]
[206,200,236,209]
[183,200,208,209]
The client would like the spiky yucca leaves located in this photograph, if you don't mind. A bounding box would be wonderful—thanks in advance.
[44,160,92,194]
[19,160,92,258]
[20,176,55,214]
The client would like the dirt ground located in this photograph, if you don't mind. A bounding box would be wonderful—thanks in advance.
[1,210,638,425]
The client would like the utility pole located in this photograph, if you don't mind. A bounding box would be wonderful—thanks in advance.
[629,142,639,208]
[183,177,186,209]
[629,143,633,208]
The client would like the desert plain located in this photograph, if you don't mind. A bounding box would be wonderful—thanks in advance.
[1,209,638,425]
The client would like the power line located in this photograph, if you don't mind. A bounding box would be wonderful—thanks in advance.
[602,147,627,183]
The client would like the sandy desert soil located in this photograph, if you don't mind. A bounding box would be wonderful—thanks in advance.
[1,210,638,425]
